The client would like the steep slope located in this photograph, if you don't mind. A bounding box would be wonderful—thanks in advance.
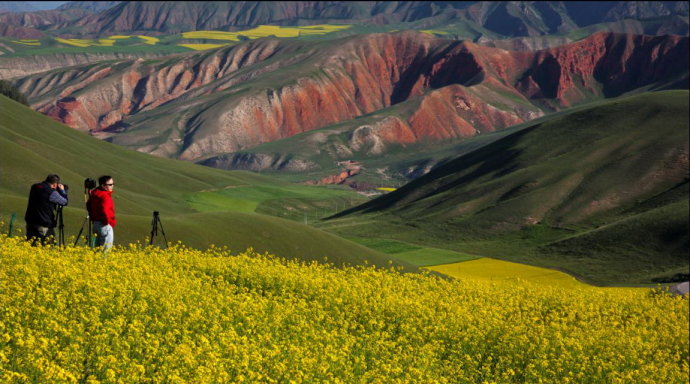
[330,91,689,284]
[14,32,687,174]
[0,94,414,270]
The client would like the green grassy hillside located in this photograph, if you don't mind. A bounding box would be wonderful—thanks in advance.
[0,94,417,270]
[324,91,690,284]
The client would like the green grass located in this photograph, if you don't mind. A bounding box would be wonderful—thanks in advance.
[185,184,369,222]
[0,94,418,271]
[346,237,423,254]
[392,248,479,267]
[345,237,480,266]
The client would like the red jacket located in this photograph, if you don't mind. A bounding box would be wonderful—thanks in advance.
[87,188,116,227]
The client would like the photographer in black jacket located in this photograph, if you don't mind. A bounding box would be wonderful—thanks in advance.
[24,174,68,246]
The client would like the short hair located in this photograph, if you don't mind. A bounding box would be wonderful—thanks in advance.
[44,174,60,184]
[98,175,113,186]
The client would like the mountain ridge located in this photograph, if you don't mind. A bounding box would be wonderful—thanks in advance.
[1,1,687,39]
[13,31,687,174]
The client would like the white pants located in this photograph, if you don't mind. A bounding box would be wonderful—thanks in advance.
[93,221,114,251]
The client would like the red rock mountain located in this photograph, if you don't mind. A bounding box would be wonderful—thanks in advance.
[15,31,689,163]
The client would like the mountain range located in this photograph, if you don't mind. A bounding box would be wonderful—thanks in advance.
[11,30,688,182]
[2,1,688,37]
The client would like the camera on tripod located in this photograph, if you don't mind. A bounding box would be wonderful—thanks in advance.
[84,178,97,190]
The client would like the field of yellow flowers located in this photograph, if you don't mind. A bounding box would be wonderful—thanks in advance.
[0,234,687,383]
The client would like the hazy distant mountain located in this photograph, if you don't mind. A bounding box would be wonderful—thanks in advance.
[54,1,690,37]
[0,1,68,13]
[0,2,39,13]
[0,8,90,29]
[57,1,121,13]
[1,2,687,38]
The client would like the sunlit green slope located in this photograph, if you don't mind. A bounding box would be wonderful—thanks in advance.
[0,94,413,269]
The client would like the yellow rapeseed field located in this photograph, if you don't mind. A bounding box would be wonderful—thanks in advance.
[55,38,93,47]
[182,25,351,42]
[178,43,231,51]
[420,30,450,36]
[11,40,41,46]
[0,234,687,383]
[427,258,637,289]
[55,35,158,47]
[137,36,159,45]
[97,39,116,47]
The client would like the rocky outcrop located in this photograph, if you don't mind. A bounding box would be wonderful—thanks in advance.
[517,33,689,105]
[305,161,362,185]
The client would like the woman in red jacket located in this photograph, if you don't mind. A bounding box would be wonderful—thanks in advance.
[87,175,116,251]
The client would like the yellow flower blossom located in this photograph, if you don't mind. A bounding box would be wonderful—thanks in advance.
[0,233,686,383]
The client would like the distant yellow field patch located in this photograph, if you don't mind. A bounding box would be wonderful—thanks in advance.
[55,37,92,47]
[183,25,351,42]
[426,258,643,292]
[178,43,231,51]
[421,30,450,36]
[137,35,159,45]
[182,31,241,41]
[56,35,157,47]
[12,39,41,46]
[376,187,397,192]
[242,25,299,38]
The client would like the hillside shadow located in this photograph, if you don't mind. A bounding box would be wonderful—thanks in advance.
[333,125,537,217]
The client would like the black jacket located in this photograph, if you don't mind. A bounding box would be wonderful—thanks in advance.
[24,182,67,227]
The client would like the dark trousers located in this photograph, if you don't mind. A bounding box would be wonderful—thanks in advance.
[26,223,55,246]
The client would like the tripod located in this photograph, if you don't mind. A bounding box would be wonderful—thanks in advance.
[74,187,93,247]
[149,211,168,248]
[55,205,66,246]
